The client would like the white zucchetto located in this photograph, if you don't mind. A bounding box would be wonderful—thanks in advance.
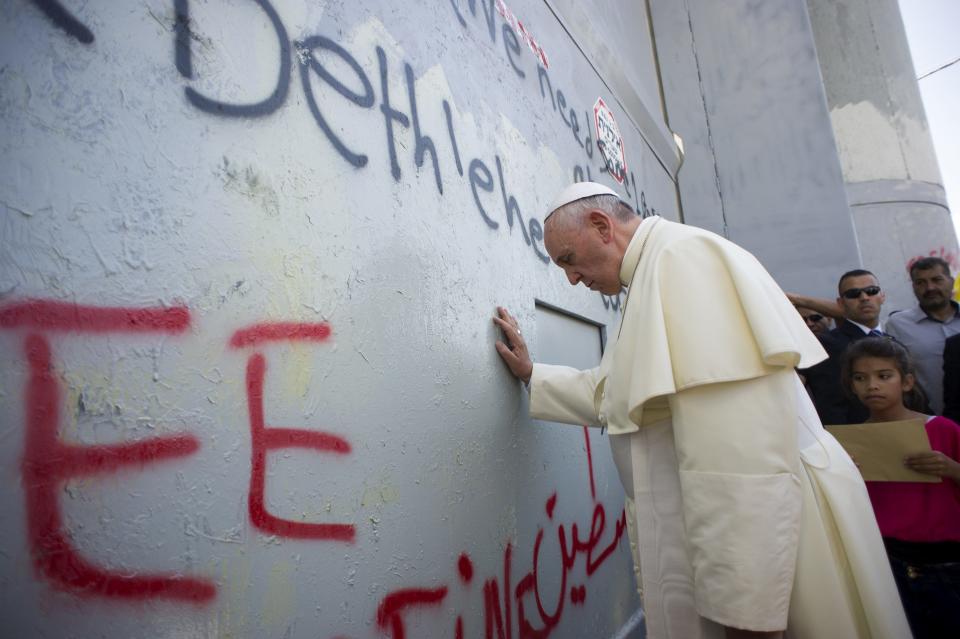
[545,181,623,220]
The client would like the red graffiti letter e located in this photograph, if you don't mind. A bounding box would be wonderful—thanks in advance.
[1,299,214,602]
[232,322,354,542]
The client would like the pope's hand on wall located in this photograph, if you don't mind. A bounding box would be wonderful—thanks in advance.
[493,306,533,384]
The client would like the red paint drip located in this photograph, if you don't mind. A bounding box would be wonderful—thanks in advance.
[21,333,214,603]
[570,585,586,605]
[458,552,474,584]
[545,493,557,520]
[0,299,190,333]
[504,543,513,639]
[376,586,448,639]
[246,353,354,541]
[230,321,331,348]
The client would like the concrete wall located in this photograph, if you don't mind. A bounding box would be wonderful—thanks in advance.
[807,0,956,311]
[0,1,679,637]
[649,0,862,297]
[4,1,950,636]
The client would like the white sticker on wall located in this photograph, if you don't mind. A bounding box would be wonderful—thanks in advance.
[593,97,627,184]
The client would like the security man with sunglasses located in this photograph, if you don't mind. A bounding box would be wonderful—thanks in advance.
[802,269,889,424]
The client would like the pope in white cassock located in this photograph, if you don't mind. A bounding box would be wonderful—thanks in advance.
[493,182,911,639]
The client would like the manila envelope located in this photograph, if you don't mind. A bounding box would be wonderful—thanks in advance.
[825,419,939,483]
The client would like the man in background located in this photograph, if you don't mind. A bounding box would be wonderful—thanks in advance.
[802,269,887,425]
[796,306,832,336]
[887,257,960,415]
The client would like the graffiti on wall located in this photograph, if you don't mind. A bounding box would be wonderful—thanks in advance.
[13,303,215,603]
[3,300,354,603]
[11,0,646,633]
[906,247,959,274]
[24,0,661,281]
[26,0,95,44]
[1,298,628,636]
[379,424,627,639]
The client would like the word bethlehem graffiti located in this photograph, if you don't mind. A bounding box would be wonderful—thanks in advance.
[1,298,628,638]
[26,0,659,291]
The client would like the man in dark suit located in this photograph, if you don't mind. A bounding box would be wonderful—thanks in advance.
[802,269,887,425]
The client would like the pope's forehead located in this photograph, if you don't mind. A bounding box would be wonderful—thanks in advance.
[543,225,576,261]
[542,217,572,249]
[543,232,565,260]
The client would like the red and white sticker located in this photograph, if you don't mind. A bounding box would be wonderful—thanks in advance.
[593,97,626,184]
[495,0,549,68]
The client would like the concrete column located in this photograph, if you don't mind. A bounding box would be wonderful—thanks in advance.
[807,0,956,311]
[649,0,860,296]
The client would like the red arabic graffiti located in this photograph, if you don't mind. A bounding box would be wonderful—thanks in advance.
[515,500,627,637]
[377,586,450,639]
[483,545,512,639]
[372,496,628,639]
[374,426,628,639]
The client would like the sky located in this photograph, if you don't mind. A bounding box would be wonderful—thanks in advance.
[898,0,960,239]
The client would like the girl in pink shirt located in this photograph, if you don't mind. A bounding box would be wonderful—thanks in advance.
[842,337,960,638]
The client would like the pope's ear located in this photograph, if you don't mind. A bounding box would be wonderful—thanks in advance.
[586,210,613,241]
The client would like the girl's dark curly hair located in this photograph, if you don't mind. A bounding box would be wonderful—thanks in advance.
[840,337,930,413]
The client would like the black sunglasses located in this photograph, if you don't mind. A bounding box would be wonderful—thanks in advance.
[840,285,881,299]
[804,314,825,323]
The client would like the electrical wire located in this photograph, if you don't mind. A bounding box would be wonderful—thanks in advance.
[918,55,960,81]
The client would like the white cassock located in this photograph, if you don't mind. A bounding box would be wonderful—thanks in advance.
[529,217,911,638]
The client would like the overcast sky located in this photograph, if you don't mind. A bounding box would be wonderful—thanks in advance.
[898,0,960,238]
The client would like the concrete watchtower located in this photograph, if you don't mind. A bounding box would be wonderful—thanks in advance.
[807,0,956,310]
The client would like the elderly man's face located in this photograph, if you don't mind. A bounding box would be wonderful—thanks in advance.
[911,265,954,312]
[544,212,623,295]
[797,306,830,335]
